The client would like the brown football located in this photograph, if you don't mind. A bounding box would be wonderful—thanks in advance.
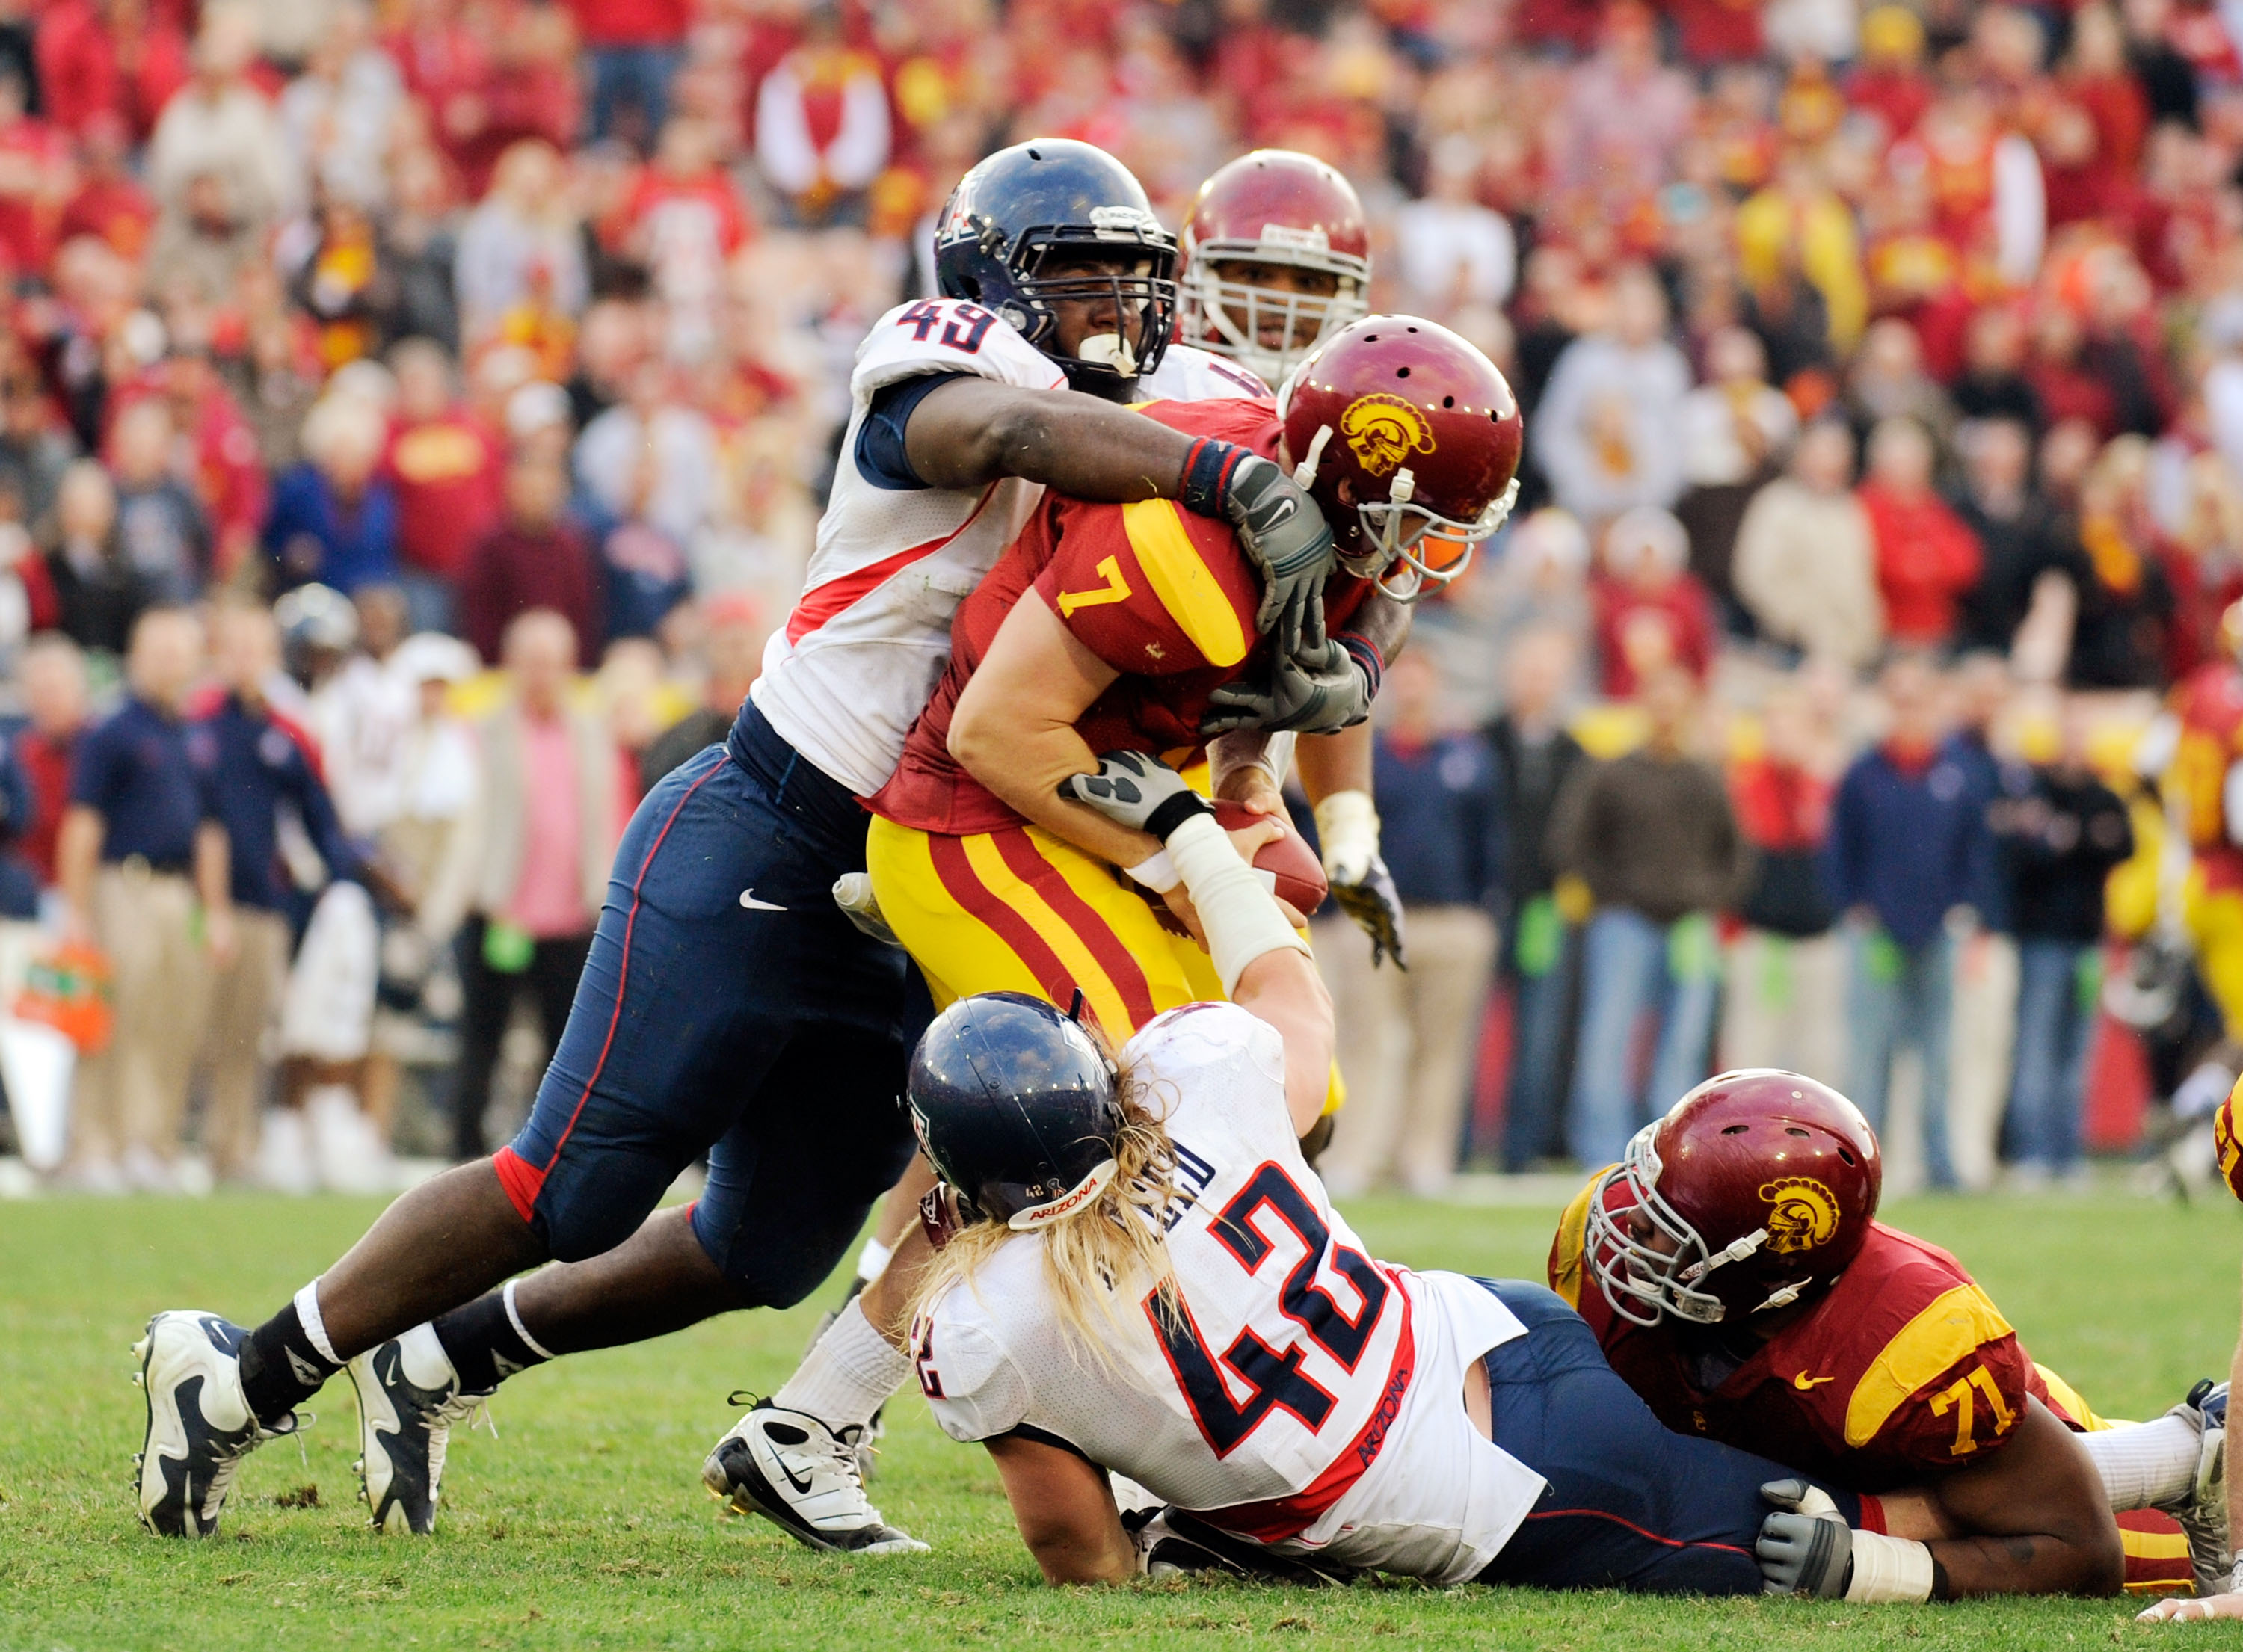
[1211,801,1329,916]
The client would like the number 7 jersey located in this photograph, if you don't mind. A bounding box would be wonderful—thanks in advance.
[910,1002,1545,1582]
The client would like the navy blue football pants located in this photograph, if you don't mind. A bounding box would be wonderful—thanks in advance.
[1474,1281,1859,1595]
[492,703,923,1305]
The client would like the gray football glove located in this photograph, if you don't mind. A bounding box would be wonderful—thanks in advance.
[1059,751,1212,841]
[1201,638,1374,737]
[1222,454,1335,653]
[1756,1479,1852,1597]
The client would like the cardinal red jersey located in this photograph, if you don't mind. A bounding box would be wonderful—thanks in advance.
[871,398,1370,836]
[1548,1174,2079,1491]
[2169,662,2243,892]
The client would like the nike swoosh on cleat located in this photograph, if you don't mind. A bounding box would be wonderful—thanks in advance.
[739,890,787,911]
[778,1459,814,1495]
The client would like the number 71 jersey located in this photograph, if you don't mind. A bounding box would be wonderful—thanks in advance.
[911,1002,1539,1580]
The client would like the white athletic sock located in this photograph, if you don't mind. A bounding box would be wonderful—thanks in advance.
[855,1236,894,1286]
[773,1298,911,1430]
[2080,1414,2202,1510]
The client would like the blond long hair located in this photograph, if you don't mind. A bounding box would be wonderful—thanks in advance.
[914,1062,1183,1366]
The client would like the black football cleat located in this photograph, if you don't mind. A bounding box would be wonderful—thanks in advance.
[132,1310,304,1538]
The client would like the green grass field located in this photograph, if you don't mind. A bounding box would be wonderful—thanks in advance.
[4,1187,2240,1650]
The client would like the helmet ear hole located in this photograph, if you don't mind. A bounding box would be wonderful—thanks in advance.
[1785,1126,1810,1138]
[1721,1124,1749,1135]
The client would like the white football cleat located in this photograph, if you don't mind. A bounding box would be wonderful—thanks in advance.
[132,1310,304,1537]
[347,1323,493,1535]
[701,1400,926,1555]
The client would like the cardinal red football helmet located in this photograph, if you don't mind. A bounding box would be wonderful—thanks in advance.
[1180,150,1371,383]
[1585,1070,1882,1328]
[1278,315,1523,599]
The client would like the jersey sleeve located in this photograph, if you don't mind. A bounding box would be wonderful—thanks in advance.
[1122,1001,1293,1150]
[1031,497,1258,677]
[911,1301,1032,1445]
[1840,1281,2037,1470]
[1142,345,1273,403]
[1547,1173,1603,1310]
[852,299,1065,400]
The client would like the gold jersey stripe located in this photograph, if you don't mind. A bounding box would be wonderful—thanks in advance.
[1548,1173,1602,1310]
[1844,1283,2014,1448]
[1121,499,1249,668]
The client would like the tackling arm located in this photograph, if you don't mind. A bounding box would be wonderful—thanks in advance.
[905,378,1193,499]
[983,1432,1136,1585]
[1875,1400,2125,1598]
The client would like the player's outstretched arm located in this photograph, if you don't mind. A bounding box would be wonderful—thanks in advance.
[903,377,1336,650]
[1899,1399,2125,1598]
[983,1432,1136,1585]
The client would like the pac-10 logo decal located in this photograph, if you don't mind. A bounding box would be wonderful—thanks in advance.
[1759,1176,1840,1254]
[1338,393,1437,475]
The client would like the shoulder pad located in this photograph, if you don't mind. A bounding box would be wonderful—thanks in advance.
[853,300,1065,401]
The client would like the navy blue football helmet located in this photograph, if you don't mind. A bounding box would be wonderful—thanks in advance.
[906,991,1122,1230]
[933,138,1178,396]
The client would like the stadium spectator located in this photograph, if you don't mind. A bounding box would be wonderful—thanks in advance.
[1675,326,1797,627]
[1953,416,2078,659]
[1590,505,1715,698]
[1732,420,1885,668]
[9,632,87,893]
[1722,681,1845,1087]
[147,2,286,231]
[262,393,399,594]
[423,608,617,1159]
[751,4,891,229]
[1317,652,1504,1198]
[1945,653,2030,1188]
[1548,665,1747,1168]
[2002,696,2133,1182]
[570,0,689,151]
[42,460,141,654]
[55,606,227,1191]
[190,600,360,1186]
[458,451,600,666]
[1827,653,1987,1189]
[1533,265,1692,523]
[381,339,503,635]
[1485,626,1587,1172]
[1859,416,1984,650]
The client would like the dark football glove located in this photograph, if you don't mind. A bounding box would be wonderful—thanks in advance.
[1200,638,1374,737]
[1330,857,1407,969]
[1179,439,1335,653]
[1756,1479,1852,1597]
[1059,750,1211,840]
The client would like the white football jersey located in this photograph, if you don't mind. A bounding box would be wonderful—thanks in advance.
[912,1002,1547,1583]
[1139,342,1272,404]
[751,298,1063,797]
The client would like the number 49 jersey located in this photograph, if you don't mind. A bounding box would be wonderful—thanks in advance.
[911,1002,1545,1582]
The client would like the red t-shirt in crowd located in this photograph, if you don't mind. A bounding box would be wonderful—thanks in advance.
[564,0,690,48]
[383,413,505,580]
[13,724,74,885]
[458,519,603,666]
[1858,482,1983,645]
[1590,572,1717,699]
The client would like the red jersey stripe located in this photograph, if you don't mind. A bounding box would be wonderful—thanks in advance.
[986,827,1161,1029]
[784,487,996,647]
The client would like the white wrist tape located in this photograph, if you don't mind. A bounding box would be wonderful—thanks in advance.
[1168,812,1310,996]
[1213,731,1296,796]
[1313,789,1380,886]
[1844,1531,1936,1603]
[1125,848,1180,893]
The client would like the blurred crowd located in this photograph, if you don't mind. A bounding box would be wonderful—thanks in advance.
[0,0,2239,1192]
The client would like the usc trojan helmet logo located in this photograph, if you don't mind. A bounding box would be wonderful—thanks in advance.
[1338,393,1437,475]
[1758,1177,1841,1254]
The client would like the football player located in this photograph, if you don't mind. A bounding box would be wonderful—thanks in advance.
[694,313,1520,1545]
[898,751,1875,1595]
[129,138,1360,1550]
[1549,1073,2225,1599]
[2138,1079,2243,1621]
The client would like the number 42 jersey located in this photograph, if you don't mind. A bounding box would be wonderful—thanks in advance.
[910,1002,1546,1582]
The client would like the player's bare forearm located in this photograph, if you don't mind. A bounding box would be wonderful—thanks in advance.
[905,377,1191,500]
[1900,1402,2124,1597]
[948,596,1158,872]
[1344,588,1412,671]
[1296,721,1373,804]
[984,1434,1136,1585]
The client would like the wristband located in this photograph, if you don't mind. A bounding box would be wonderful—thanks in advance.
[1125,848,1180,894]
[1179,437,1247,519]
[1843,1531,1935,1603]
[1145,789,1213,843]
[1334,630,1385,700]
[1168,811,1310,995]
